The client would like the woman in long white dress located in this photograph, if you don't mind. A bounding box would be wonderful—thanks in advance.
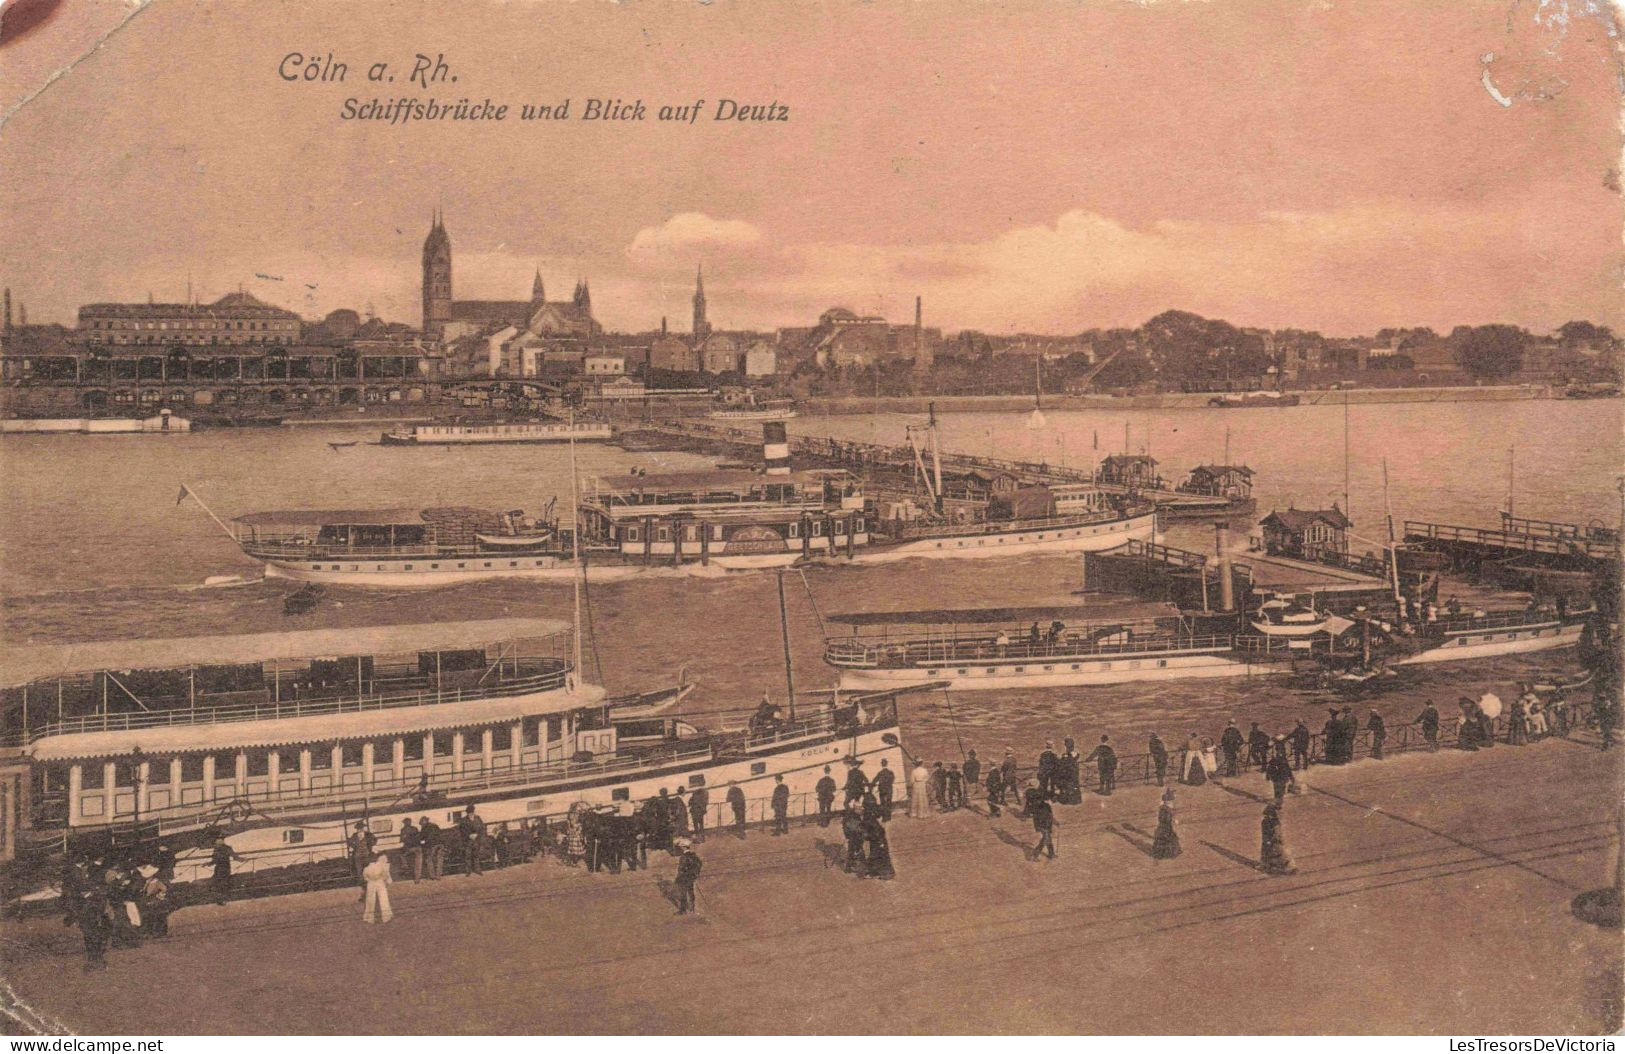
[909,762,931,818]
[362,853,394,923]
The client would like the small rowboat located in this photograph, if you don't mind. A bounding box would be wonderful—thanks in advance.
[1530,670,1594,694]
[475,531,555,549]
[327,441,358,450]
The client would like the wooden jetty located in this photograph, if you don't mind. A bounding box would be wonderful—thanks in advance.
[621,419,1246,519]
[1403,513,1621,572]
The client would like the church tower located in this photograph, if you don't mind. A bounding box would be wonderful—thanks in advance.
[531,270,545,311]
[573,279,591,316]
[421,208,453,333]
[692,264,710,338]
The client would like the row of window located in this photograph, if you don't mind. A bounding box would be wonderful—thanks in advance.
[50,718,566,791]
[85,319,297,331]
[620,517,866,544]
[84,335,297,345]
[924,659,1173,676]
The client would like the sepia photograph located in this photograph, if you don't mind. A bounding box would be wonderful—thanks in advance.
[0,0,1621,1039]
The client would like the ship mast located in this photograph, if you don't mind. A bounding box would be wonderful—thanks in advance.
[568,409,584,682]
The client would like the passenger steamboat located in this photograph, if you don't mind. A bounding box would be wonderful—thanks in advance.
[822,606,1296,692]
[379,420,614,445]
[0,619,911,888]
[1390,607,1591,665]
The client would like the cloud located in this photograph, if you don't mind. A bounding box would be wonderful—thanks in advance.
[626,213,764,263]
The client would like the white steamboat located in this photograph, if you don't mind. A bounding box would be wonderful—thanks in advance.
[0,619,909,886]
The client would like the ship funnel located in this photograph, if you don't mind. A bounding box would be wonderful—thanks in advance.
[763,421,791,475]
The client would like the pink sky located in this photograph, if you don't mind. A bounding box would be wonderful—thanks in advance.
[0,0,1620,336]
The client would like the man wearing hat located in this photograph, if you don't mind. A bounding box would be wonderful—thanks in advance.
[1220,720,1244,778]
[725,782,747,837]
[815,766,838,826]
[770,775,790,835]
[1263,737,1293,803]
[999,748,1019,800]
[1036,740,1058,799]
[673,838,702,915]
[1289,719,1311,770]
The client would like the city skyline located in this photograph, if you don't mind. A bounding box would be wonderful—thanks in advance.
[2,0,1621,338]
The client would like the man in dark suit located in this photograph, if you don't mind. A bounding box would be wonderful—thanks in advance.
[771,775,790,835]
[673,839,702,915]
[726,782,747,836]
[815,766,838,826]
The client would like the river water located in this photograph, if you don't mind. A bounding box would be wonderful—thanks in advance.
[1,399,1619,761]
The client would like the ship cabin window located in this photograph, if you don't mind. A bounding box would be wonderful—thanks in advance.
[687,774,706,788]
[462,732,482,754]
[370,739,394,764]
[788,522,800,539]
[277,748,301,773]
[855,517,865,533]
[181,756,205,782]
[624,527,640,543]
[43,765,70,793]
[656,527,670,542]
[491,725,512,752]
[282,830,305,845]
[146,760,171,786]
[246,752,270,777]
[81,765,105,790]
[812,521,824,537]
[611,787,630,802]
[522,720,540,747]
[342,743,364,768]
[113,761,139,787]
[750,762,767,776]
[433,733,454,757]
[684,525,699,542]
[547,715,563,740]
[403,737,425,761]
[309,746,333,771]
[711,524,723,540]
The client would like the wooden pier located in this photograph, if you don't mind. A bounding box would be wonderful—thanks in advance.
[1403,515,1621,570]
[620,419,1246,518]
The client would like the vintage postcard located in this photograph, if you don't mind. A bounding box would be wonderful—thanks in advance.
[0,0,1621,1039]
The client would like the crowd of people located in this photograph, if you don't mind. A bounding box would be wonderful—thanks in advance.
[52,674,1610,960]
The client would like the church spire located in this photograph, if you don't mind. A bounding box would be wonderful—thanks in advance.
[532,269,545,306]
[692,263,710,338]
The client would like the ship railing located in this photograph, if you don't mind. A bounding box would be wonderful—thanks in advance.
[107,739,726,833]
[1402,520,1620,560]
[823,633,1272,668]
[238,540,622,561]
[1426,609,1569,635]
[881,506,1151,542]
[22,663,572,744]
[710,699,898,748]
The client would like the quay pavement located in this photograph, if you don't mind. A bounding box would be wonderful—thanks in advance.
[5,731,1620,1035]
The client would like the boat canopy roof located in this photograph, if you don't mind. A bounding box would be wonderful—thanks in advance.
[596,469,844,492]
[29,683,607,761]
[828,604,1131,627]
[0,618,571,687]
[234,508,427,527]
